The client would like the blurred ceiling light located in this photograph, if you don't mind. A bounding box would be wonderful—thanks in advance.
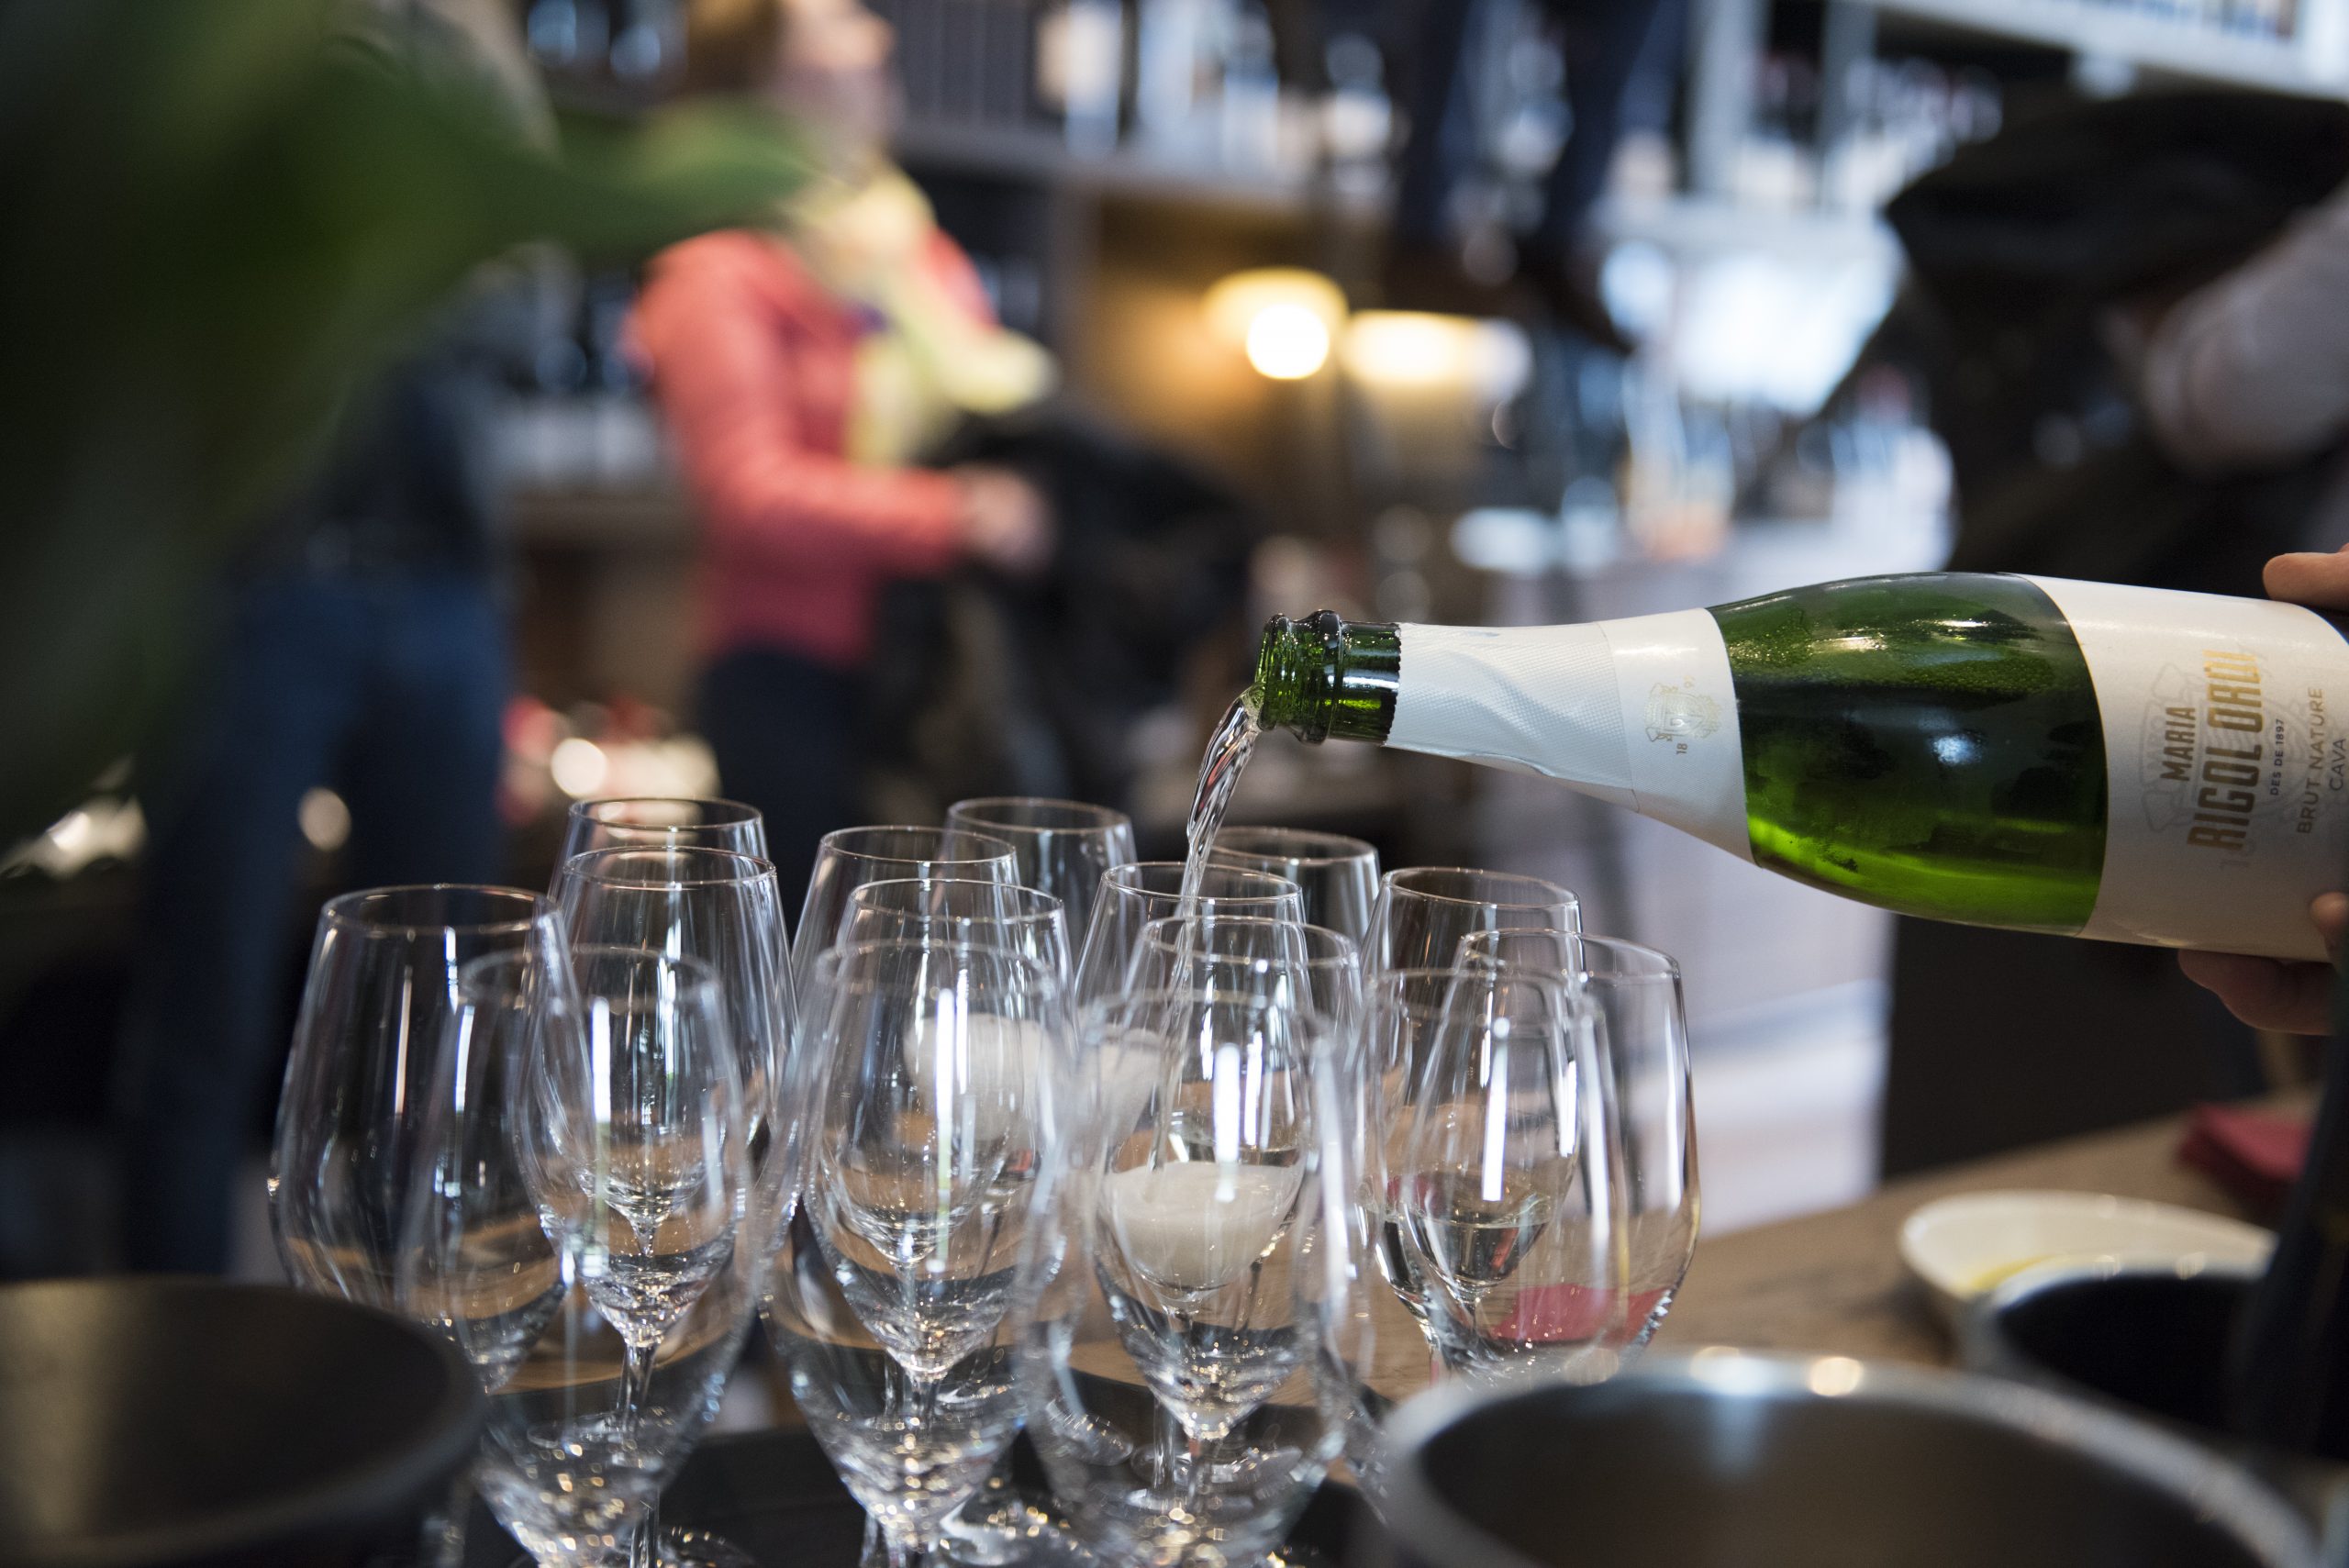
[550,737,610,798]
[1205,269,1346,381]
[6,799,144,878]
[1340,311,1531,403]
[47,809,92,858]
[1245,304,1331,380]
[297,788,351,853]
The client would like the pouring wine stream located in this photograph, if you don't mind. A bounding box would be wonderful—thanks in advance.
[1180,696,1261,909]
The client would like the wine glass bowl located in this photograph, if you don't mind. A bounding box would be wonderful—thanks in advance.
[942,796,1139,938]
[1126,914,1362,1035]
[1207,826,1381,943]
[1365,966,1630,1382]
[554,947,749,1379]
[768,936,1062,1568]
[1457,929,1698,1351]
[802,940,1057,1384]
[273,884,569,1313]
[400,948,581,1395]
[1363,868,1582,975]
[841,877,1073,982]
[551,845,793,1189]
[562,797,768,861]
[796,827,1020,993]
[1073,862,1306,1005]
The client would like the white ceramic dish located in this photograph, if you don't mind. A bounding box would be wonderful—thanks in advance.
[1898,1188,2273,1329]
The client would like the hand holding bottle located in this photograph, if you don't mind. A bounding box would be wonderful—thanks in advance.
[2178,546,2349,1033]
[952,463,1054,578]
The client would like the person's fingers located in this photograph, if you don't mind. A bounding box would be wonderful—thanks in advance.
[2314,890,2349,958]
[2262,543,2349,609]
[2178,947,2336,1033]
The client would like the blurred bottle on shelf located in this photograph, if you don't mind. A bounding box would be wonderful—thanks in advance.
[1034,0,1123,152]
[1320,31,1392,196]
[1218,2,1280,172]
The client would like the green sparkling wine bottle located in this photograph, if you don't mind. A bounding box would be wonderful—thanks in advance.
[1252,573,2349,959]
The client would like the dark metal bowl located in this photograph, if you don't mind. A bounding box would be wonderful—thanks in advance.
[0,1275,484,1567]
[1962,1263,2349,1534]
[1368,1352,2314,1568]
[1962,1263,2252,1429]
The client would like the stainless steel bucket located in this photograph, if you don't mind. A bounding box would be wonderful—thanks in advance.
[1367,1351,2316,1568]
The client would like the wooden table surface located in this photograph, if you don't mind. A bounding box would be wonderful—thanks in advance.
[1648,1104,2273,1365]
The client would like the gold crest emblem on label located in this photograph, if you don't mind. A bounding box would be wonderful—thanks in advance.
[1644,680,1720,743]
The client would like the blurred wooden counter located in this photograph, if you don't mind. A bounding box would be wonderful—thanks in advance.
[1648,1102,2285,1366]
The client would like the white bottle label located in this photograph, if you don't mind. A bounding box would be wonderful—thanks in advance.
[2029,575,2349,960]
[1390,613,1751,860]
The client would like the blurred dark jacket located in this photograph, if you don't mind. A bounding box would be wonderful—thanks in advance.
[1868,90,2349,595]
[235,0,554,580]
[863,410,1258,814]
[235,276,544,579]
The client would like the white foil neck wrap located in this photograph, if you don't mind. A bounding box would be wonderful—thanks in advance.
[1387,613,1752,859]
[1389,622,1633,803]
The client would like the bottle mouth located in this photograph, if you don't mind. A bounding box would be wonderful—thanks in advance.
[1250,610,1400,744]
[1251,611,1341,741]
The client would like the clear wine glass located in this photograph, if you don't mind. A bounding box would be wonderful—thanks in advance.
[764,938,1062,1568]
[562,797,768,861]
[835,880,1072,1567]
[1014,984,1359,1567]
[1126,913,1363,1036]
[551,846,792,1186]
[796,827,1019,994]
[1207,826,1381,944]
[1362,867,1582,975]
[1121,917,1385,1515]
[841,877,1073,982]
[401,948,762,1567]
[943,796,1138,940]
[540,946,752,1568]
[1457,930,1698,1352]
[1366,965,1630,1385]
[1071,862,1304,1005]
[399,949,584,1396]
[273,884,570,1310]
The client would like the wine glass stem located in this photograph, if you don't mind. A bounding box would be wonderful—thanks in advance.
[861,1516,926,1568]
[617,1333,662,1568]
[618,1337,658,1435]
[632,1501,662,1568]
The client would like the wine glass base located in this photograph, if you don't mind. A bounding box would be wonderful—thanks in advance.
[939,1496,1053,1565]
[658,1527,762,1567]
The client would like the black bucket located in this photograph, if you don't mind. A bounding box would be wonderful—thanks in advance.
[0,1275,484,1567]
[1365,1352,2314,1568]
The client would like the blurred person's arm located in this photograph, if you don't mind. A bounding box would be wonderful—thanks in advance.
[631,235,974,578]
[2141,180,2349,473]
[2179,545,2349,1032]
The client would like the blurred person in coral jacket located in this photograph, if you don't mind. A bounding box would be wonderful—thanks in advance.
[631,0,1056,903]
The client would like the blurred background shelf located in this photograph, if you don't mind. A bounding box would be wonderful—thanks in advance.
[1854,0,2349,97]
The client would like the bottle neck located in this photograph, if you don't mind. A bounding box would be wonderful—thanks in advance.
[1250,611,1402,744]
